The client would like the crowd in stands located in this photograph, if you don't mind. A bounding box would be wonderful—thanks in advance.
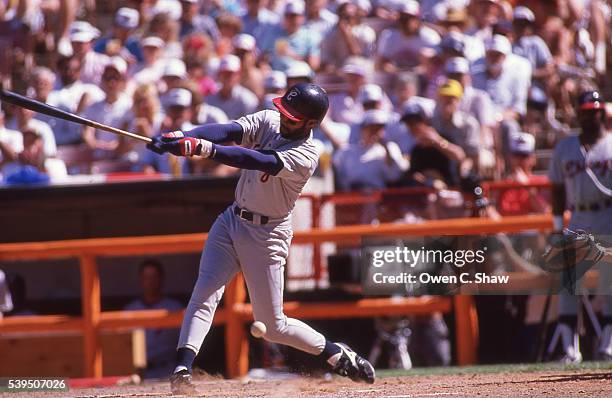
[0,0,608,193]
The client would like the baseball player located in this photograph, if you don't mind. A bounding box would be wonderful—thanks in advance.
[147,83,375,394]
[548,89,612,362]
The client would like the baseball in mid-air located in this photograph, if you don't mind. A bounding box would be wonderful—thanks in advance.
[250,321,267,338]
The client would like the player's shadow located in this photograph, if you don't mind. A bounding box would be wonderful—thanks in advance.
[538,372,612,382]
[464,372,612,388]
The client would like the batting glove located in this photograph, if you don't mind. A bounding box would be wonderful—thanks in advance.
[147,135,214,157]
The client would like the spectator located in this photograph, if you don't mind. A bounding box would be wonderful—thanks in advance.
[471,35,530,169]
[2,128,67,185]
[444,57,497,175]
[147,12,182,60]
[328,62,369,125]
[511,6,554,87]
[121,84,164,166]
[6,105,57,158]
[139,88,194,175]
[465,0,504,41]
[160,59,188,107]
[284,61,314,88]
[376,0,440,72]
[47,56,105,146]
[232,34,264,99]
[94,7,143,64]
[348,83,397,144]
[424,31,468,98]
[434,5,485,62]
[131,36,166,86]
[431,79,481,175]
[182,34,218,96]
[0,110,22,171]
[523,86,570,150]
[0,269,13,319]
[320,1,376,72]
[263,70,287,96]
[401,103,465,190]
[304,0,337,41]
[192,88,229,125]
[178,0,219,41]
[497,132,549,216]
[206,55,258,120]
[124,259,183,379]
[390,72,435,116]
[69,21,109,85]
[333,109,408,191]
[241,0,280,45]
[81,57,133,160]
[215,12,244,57]
[259,1,320,72]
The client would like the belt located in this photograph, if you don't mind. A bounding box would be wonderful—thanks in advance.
[569,199,612,212]
[233,205,269,225]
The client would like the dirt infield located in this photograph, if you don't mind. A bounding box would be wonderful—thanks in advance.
[17,365,612,398]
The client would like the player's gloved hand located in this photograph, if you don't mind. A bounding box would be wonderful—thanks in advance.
[147,131,214,157]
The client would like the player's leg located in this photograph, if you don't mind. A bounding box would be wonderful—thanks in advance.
[552,295,582,363]
[172,209,241,392]
[236,222,375,383]
[596,261,612,360]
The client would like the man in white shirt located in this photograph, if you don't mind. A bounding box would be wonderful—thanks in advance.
[81,57,133,160]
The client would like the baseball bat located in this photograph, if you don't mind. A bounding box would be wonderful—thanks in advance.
[0,88,152,143]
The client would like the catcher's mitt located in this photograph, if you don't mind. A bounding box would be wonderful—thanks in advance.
[541,229,606,273]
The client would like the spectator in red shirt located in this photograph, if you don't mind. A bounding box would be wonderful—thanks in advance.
[498,132,549,216]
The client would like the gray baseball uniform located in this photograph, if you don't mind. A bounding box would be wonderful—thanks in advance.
[178,110,326,355]
[549,133,612,311]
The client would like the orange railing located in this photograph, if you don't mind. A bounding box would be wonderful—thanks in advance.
[0,212,558,379]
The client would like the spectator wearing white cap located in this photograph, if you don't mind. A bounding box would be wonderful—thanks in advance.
[498,131,549,216]
[131,36,166,86]
[320,1,376,72]
[159,59,188,108]
[471,34,530,121]
[69,20,110,85]
[94,7,143,64]
[328,62,368,124]
[139,87,194,175]
[179,0,219,41]
[376,0,441,72]
[259,1,321,72]
[333,109,408,191]
[263,71,287,96]
[206,55,259,120]
[285,61,314,87]
[347,83,399,144]
[81,57,133,160]
[511,6,553,85]
[304,0,338,42]
[232,33,265,99]
[241,0,280,45]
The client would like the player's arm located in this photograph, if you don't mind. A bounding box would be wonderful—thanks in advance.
[157,122,244,144]
[148,135,283,175]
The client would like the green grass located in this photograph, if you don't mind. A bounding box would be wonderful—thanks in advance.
[378,361,612,378]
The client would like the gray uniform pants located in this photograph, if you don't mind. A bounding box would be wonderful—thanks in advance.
[178,206,326,355]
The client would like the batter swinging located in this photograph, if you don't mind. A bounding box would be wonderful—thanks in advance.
[148,83,375,394]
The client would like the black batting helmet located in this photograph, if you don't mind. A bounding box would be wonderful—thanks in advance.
[273,83,329,123]
[577,90,605,111]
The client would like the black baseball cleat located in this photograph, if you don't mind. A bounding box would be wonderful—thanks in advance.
[170,369,197,395]
[331,343,376,384]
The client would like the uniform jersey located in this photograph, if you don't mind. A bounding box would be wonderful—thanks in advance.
[234,110,319,219]
[549,133,612,234]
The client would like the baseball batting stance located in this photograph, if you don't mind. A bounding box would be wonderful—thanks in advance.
[548,89,612,362]
[147,83,375,394]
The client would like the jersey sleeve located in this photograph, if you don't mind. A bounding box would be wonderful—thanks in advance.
[274,143,319,182]
[235,110,270,148]
[548,139,566,184]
